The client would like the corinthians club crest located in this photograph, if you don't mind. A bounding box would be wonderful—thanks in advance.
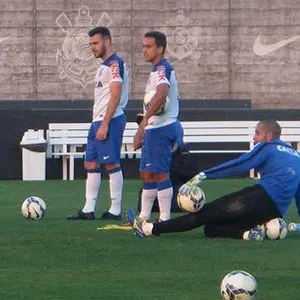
[56,5,113,88]
[167,10,198,61]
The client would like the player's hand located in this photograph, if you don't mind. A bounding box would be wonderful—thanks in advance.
[188,174,203,185]
[178,183,193,196]
[133,127,144,150]
[178,173,206,196]
[133,118,147,150]
[96,123,108,140]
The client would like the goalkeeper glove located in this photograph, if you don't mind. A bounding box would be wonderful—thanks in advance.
[188,172,207,185]
[179,172,207,196]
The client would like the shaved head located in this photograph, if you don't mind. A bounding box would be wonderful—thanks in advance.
[258,120,281,139]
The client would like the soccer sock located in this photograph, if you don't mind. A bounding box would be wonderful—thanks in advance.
[142,222,154,236]
[108,167,123,216]
[157,179,173,221]
[82,170,101,213]
[139,182,157,221]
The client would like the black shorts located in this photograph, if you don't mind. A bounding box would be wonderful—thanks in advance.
[153,184,282,238]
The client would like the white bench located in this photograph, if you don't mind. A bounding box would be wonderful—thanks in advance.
[181,120,300,178]
[46,122,140,180]
[46,120,300,180]
[182,121,300,152]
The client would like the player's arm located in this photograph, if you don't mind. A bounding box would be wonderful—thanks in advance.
[133,84,169,150]
[141,63,171,126]
[181,143,269,189]
[96,82,122,140]
[143,83,168,121]
[202,143,269,179]
[102,82,122,125]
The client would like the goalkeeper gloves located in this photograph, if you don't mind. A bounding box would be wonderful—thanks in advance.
[188,172,207,185]
[179,172,207,196]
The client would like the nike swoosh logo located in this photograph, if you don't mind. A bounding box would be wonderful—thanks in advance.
[103,155,110,160]
[253,34,300,56]
[0,35,12,43]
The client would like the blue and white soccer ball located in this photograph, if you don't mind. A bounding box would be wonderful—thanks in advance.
[221,270,257,300]
[21,196,46,220]
[143,90,168,116]
[264,218,288,240]
[177,185,205,213]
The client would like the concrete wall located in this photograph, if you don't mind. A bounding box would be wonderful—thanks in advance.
[0,0,299,108]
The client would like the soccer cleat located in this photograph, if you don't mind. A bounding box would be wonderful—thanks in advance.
[243,225,265,241]
[127,208,146,239]
[67,210,95,220]
[100,211,122,221]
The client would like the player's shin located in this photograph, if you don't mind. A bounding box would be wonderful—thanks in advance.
[157,179,173,221]
[139,182,157,221]
[108,167,123,216]
[83,169,101,213]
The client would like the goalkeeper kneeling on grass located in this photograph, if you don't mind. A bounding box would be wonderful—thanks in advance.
[127,120,300,241]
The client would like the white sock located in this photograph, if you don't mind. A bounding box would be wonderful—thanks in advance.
[139,188,157,221]
[82,172,101,213]
[142,222,154,236]
[108,170,123,215]
[157,186,173,221]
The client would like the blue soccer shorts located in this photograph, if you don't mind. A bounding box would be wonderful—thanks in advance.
[85,114,126,165]
[140,122,178,173]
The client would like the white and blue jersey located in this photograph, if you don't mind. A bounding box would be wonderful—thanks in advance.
[93,53,129,122]
[203,139,300,216]
[144,59,179,129]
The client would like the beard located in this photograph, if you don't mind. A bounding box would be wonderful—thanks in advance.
[94,44,107,59]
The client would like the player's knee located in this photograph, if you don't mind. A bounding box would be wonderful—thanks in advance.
[156,173,170,182]
[140,171,155,182]
[104,163,120,172]
[84,161,99,170]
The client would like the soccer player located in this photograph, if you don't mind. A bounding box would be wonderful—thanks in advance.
[134,31,180,222]
[68,26,129,220]
[128,120,300,240]
[135,114,200,213]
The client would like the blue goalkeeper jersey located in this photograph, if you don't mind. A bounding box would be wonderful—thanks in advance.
[204,139,300,216]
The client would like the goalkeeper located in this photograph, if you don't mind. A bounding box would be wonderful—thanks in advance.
[127,120,300,241]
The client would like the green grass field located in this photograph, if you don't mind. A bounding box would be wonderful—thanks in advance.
[1,179,300,299]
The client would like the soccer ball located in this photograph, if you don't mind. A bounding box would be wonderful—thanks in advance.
[221,270,257,300]
[21,196,46,220]
[177,185,205,213]
[264,218,288,240]
[143,90,168,115]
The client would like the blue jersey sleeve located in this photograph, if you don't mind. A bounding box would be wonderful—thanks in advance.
[204,142,269,179]
[294,183,300,217]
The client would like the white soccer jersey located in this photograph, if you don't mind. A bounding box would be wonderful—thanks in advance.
[144,59,179,128]
[93,53,129,122]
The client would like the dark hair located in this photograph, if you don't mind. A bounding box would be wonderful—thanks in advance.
[144,31,167,54]
[259,120,282,139]
[88,26,112,41]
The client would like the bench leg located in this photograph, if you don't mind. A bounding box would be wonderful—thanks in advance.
[69,155,75,181]
[250,168,255,179]
[62,156,67,180]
